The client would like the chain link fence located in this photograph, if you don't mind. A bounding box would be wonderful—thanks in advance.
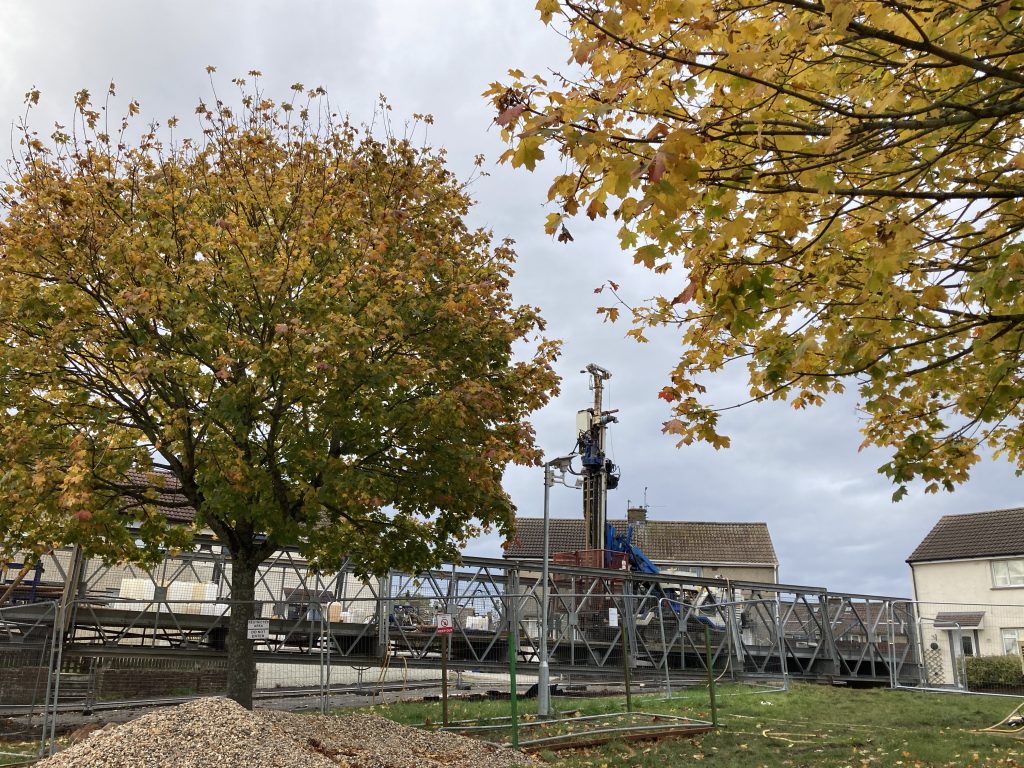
[895,601,1024,696]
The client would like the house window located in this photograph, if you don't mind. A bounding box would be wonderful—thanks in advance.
[961,634,975,657]
[1002,628,1024,655]
[991,559,1024,587]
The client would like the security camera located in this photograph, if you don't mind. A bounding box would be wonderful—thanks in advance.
[547,455,575,471]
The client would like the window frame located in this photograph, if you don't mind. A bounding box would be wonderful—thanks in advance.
[991,558,1024,588]
[1002,628,1024,655]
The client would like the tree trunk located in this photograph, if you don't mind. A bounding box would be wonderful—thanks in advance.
[226,552,258,708]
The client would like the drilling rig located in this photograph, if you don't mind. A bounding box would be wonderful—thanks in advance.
[572,365,684,611]
[576,364,620,553]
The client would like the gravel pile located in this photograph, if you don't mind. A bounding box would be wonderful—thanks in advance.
[282,712,537,768]
[37,697,537,768]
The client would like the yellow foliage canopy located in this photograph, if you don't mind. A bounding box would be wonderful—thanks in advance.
[0,79,560,573]
[491,0,1024,498]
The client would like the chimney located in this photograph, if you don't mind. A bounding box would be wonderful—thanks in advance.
[627,507,647,524]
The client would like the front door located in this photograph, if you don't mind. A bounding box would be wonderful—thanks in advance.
[948,629,976,689]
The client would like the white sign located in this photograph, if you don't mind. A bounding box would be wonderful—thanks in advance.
[436,613,454,634]
[608,607,619,628]
[247,619,270,640]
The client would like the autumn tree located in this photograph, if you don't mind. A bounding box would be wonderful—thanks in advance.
[0,75,559,706]
[491,0,1024,498]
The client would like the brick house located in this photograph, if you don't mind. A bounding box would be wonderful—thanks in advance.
[504,508,779,583]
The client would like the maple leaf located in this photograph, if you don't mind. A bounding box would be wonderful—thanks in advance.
[495,104,526,127]
[672,280,698,305]
[658,387,680,402]
[649,151,667,182]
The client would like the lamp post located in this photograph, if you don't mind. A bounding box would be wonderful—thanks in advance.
[538,455,575,718]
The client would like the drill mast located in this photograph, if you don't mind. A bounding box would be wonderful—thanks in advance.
[576,364,619,551]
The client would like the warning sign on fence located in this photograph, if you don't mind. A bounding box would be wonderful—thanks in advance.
[247,619,269,640]
[436,613,453,634]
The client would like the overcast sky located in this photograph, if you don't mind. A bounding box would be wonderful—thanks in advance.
[2,2,1020,598]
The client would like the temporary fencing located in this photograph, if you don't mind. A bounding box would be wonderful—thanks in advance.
[895,600,1024,696]
[0,600,62,761]
[9,586,732,751]
[5,547,984,755]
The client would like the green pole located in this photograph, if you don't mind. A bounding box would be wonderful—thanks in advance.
[705,625,718,727]
[508,623,519,748]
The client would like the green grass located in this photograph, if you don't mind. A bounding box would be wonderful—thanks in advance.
[354,683,1024,767]
[0,745,36,766]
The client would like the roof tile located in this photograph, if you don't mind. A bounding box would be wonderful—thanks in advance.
[907,507,1024,563]
[505,518,777,566]
[124,469,196,524]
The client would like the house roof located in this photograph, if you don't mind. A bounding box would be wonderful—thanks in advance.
[907,507,1024,563]
[504,518,778,567]
[124,470,196,524]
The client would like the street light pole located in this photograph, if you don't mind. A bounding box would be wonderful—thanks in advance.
[538,455,574,718]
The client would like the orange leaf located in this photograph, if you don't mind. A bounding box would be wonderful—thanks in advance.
[672,280,698,305]
[495,104,526,127]
[649,152,667,182]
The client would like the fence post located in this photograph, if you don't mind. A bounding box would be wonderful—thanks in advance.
[571,574,579,668]
[319,606,327,714]
[41,600,66,757]
[622,614,630,716]
[730,583,741,681]
[724,593,736,682]
[441,632,450,727]
[954,624,967,691]
[38,603,57,759]
[508,592,519,749]
[908,604,927,688]
[657,598,671,699]
[705,625,718,726]
[887,600,897,689]
[620,593,633,713]
[773,597,789,691]
[443,569,455,726]
[377,573,391,661]
[321,602,333,714]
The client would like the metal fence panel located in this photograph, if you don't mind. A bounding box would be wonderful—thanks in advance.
[6,552,976,746]
[896,601,1024,695]
[0,600,61,760]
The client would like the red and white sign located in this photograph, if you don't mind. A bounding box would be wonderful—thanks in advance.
[436,613,454,634]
